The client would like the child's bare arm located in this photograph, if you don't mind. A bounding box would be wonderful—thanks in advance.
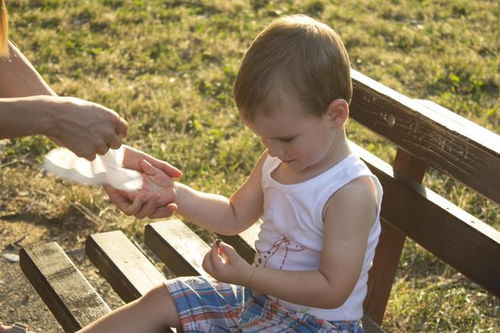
[207,176,378,308]
[173,152,267,235]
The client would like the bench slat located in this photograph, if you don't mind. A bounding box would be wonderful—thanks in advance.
[85,230,167,302]
[145,220,384,333]
[353,143,500,297]
[19,242,111,332]
[364,149,426,324]
[85,230,175,333]
[351,70,500,203]
[145,219,210,276]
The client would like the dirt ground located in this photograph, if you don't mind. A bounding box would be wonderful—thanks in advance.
[0,216,125,332]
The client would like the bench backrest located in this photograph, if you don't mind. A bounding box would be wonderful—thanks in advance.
[348,70,500,324]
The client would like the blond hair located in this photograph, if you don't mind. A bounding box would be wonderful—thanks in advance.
[0,0,8,57]
[234,15,352,120]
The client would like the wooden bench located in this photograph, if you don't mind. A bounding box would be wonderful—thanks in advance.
[19,70,499,332]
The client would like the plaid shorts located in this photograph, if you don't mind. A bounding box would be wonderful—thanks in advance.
[165,276,364,333]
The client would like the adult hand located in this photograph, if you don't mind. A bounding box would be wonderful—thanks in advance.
[202,240,254,286]
[104,146,182,218]
[45,96,128,160]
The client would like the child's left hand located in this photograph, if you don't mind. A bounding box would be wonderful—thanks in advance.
[202,240,254,287]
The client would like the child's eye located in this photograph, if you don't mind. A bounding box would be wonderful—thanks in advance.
[280,137,295,143]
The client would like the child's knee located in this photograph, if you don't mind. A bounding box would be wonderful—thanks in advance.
[140,284,172,308]
[138,283,180,328]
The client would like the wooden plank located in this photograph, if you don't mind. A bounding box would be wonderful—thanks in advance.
[85,230,168,302]
[364,150,427,324]
[85,230,175,333]
[145,219,210,276]
[19,242,111,332]
[364,220,406,325]
[350,69,500,203]
[352,143,500,297]
[363,315,385,333]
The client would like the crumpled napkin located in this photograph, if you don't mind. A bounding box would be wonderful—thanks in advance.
[43,146,143,191]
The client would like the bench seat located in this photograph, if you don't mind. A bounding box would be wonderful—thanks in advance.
[20,219,384,333]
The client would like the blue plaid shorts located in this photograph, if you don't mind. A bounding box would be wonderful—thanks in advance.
[165,276,364,332]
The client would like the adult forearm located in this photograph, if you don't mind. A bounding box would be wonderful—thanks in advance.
[249,267,345,309]
[174,182,241,235]
[0,96,54,138]
[0,41,55,97]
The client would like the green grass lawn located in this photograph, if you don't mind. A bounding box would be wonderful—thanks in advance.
[2,0,498,331]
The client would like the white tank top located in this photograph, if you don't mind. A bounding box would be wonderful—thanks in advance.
[254,153,383,321]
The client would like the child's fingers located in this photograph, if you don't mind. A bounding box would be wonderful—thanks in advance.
[210,240,228,269]
[202,250,214,274]
[148,158,183,179]
[216,241,238,263]
[148,204,177,219]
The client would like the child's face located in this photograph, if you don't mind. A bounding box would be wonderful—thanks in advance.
[243,101,340,174]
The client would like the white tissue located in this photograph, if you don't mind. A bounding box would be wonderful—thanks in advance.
[43,146,143,191]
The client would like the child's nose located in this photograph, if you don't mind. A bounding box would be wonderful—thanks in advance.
[266,140,284,158]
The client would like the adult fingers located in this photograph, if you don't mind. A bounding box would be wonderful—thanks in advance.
[123,194,146,216]
[147,207,172,219]
[83,153,97,161]
[98,103,128,139]
[105,184,143,216]
[134,194,160,219]
[79,148,96,161]
[166,202,178,212]
[104,185,129,212]
[115,116,128,138]
[106,131,123,150]
[95,142,110,156]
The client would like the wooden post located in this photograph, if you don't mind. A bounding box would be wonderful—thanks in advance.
[364,149,427,324]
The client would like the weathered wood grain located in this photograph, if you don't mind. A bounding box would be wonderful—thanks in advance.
[145,219,210,276]
[352,143,500,297]
[85,230,175,333]
[350,69,500,203]
[19,242,111,332]
[85,230,167,302]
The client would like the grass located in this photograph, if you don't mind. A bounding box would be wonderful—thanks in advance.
[2,0,498,331]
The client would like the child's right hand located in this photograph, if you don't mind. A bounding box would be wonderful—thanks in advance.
[140,159,178,216]
[122,159,178,219]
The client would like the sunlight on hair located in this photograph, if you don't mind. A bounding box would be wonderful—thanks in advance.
[0,0,8,57]
[234,15,352,121]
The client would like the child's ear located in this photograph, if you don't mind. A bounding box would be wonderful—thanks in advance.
[325,99,349,128]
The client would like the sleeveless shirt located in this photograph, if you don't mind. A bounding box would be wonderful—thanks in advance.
[253,153,383,321]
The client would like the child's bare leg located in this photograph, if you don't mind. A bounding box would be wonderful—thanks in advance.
[77,284,180,333]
